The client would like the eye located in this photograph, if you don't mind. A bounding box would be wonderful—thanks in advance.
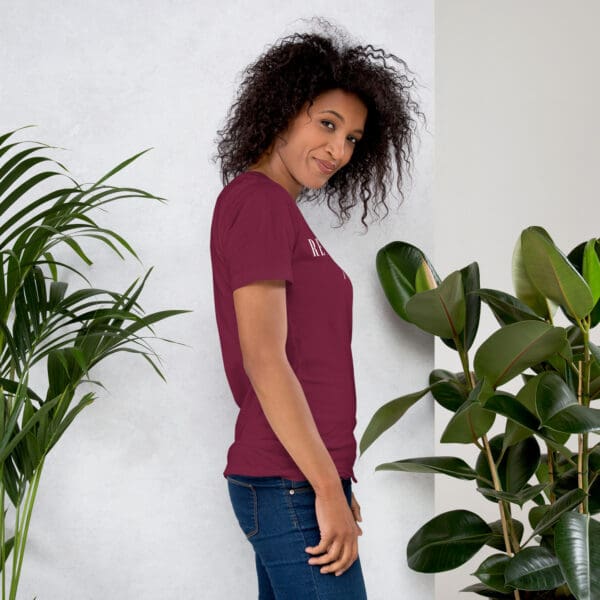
[321,120,335,130]
[347,135,358,145]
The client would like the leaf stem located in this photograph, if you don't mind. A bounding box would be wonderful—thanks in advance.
[454,337,519,599]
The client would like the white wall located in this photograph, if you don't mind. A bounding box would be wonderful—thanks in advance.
[1,2,434,598]
[435,1,600,598]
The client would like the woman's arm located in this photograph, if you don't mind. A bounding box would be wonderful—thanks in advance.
[233,279,361,576]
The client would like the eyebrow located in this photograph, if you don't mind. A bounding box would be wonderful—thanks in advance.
[318,110,364,135]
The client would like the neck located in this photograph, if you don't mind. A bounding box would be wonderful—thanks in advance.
[248,151,302,200]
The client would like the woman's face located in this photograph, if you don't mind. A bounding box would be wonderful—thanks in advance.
[253,88,368,199]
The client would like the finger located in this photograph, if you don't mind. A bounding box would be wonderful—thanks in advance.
[305,537,332,555]
[308,541,341,566]
[323,541,354,576]
[351,495,362,522]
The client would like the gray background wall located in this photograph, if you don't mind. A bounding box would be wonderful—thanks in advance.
[1,1,434,598]
[435,1,600,598]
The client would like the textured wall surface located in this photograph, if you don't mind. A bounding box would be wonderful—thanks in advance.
[1,1,433,598]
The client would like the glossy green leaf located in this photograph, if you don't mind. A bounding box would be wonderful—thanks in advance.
[405,270,466,338]
[428,369,468,412]
[486,519,524,552]
[504,546,565,590]
[582,239,600,306]
[485,393,540,432]
[359,386,434,456]
[414,258,437,292]
[536,372,600,434]
[536,372,578,421]
[407,510,492,572]
[460,583,513,599]
[545,405,600,434]
[476,435,540,503]
[472,553,513,593]
[375,242,440,322]
[476,483,548,507]
[475,288,544,326]
[523,488,588,544]
[568,240,600,327]
[474,321,567,388]
[440,379,495,444]
[521,226,594,320]
[517,374,570,448]
[376,456,477,480]
[512,230,556,319]
[440,262,481,351]
[555,512,600,600]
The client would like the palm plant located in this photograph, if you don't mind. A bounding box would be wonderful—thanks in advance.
[0,125,188,598]
[360,227,600,599]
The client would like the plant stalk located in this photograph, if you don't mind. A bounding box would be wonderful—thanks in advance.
[579,321,591,514]
[546,444,556,504]
[456,340,520,600]
[9,458,44,600]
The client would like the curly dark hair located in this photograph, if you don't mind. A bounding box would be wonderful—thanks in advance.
[214,19,427,231]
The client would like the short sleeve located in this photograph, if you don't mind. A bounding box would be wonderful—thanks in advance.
[221,184,296,291]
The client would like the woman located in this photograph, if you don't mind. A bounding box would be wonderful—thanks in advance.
[210,22,424,599]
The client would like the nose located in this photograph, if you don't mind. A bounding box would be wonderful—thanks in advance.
[326,134,347,163]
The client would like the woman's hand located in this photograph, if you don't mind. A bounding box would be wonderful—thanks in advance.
[350,491,363,535]
[305,489,363,577]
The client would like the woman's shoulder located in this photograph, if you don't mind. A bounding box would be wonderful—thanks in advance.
[217,171,295,214]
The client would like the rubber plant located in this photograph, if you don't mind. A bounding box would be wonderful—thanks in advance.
[0,126,188,598]
[360,228,600,599]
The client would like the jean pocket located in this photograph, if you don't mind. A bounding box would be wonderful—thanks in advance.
[290,483,314,494]
[226,476,259,539]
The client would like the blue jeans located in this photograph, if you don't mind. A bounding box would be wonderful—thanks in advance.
[226,474,368,599]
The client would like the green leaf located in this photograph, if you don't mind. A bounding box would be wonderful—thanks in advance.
[474,321,567,388]
[472,553,513,593]
[517,374,570,449]
[359,386,434,456]
[555,512,600,600]
[460,583,514,598]
[405,270,466,339]
[504,546,565,590]
[477,483,548,507]
[536,372,578,421]
[414,258,437,292]
[428,369,468,412]
[475,435,540,503]
[521,226,594,320]
[568,240,600,328]
[440,379,495,444]
[475,288,544,326]
[375,241,440,322]
[0,536,15,571]
[582,239,600,306]
[513,230,556,319]
[376,456,477,480]
[486,519,524,553]
[406,510,492,572]
[485,392,541,432]
[545,405,600,434]
[523,488,588,544]
[440,262,481,351]
[0,395,61,464]
[536,372,600,434]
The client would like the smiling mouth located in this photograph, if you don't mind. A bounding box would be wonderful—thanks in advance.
[315,158,336,174]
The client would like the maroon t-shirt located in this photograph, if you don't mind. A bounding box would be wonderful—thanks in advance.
[210,170,358,483]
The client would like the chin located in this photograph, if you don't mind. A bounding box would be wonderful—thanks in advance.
[302,176,330,190]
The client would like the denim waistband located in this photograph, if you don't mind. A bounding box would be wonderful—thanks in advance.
[226,474,351,489]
